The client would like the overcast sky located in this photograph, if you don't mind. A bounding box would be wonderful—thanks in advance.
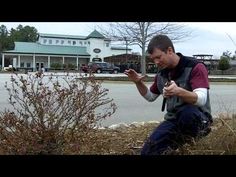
[1,22,236,59]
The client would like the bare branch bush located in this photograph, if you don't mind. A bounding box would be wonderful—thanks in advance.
[0,73,116,154]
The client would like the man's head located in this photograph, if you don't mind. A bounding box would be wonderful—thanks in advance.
[147,34,175,54]
[147,35,178,69]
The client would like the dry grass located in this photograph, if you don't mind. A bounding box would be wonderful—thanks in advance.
[182,114,236,155]
[76,123,158,155]
[78,115,236,155]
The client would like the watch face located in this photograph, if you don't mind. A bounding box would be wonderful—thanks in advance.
[93,48,101,53]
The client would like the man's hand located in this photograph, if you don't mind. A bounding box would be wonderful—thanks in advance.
[163,81,180,98]
[124,69,146,84]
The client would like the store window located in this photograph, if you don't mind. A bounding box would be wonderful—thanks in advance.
[20,62,24,67]
[26,63,31,68]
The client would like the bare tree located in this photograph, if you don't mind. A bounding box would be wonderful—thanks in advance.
[97,22,193,75]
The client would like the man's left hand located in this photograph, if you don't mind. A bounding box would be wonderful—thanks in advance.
[163,81,179,98]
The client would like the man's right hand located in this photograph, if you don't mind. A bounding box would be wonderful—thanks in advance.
[124,69,146,84]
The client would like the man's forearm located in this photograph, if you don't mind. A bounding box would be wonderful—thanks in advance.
[135,81,148,96]
[165,81,198,105]
[176,87,198,104]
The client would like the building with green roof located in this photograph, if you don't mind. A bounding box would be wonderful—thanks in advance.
[1,30,132,71]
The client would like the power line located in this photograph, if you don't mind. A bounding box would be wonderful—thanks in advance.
[226,32,236,48]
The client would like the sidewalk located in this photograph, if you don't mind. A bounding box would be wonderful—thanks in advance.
[28,72,236,82]
[209,75,236,79]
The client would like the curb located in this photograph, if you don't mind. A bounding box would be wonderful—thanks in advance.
[81,76,236,82]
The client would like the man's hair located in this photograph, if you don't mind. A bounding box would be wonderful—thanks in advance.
[147,34,175,54]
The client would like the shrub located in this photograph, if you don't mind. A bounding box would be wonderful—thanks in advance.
[218,56,230,71]
[0,73,116,154]
[50,63,62,70]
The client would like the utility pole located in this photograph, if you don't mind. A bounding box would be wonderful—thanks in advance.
[124,37,128,68]
[111,35,130,70]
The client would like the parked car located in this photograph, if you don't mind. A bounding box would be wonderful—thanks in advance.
[88,62,120,74]
[81,64,89,73]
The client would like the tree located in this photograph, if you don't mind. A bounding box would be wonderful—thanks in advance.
[222,50,231,58]
[98,22,192,75]
[0,24,39,66]
[232,50,236,60]
[218,56,230,73]
[10,24,38,42]
[0,25,14,52]
[0,24,38,53]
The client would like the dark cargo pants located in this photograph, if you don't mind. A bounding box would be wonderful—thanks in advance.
[141,105,212,155]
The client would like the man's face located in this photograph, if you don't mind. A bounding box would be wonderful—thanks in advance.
[149,48,172,69]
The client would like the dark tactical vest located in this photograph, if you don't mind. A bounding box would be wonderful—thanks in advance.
[157,53,212,120]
